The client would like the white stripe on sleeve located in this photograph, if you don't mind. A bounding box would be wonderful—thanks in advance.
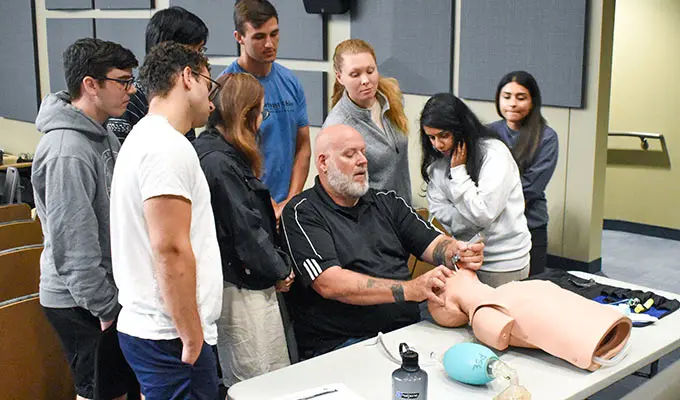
[293,198,322,258]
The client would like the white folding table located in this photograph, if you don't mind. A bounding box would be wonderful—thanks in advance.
[228,272,680,400]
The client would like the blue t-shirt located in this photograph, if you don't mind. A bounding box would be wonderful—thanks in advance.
[220,62,309,202]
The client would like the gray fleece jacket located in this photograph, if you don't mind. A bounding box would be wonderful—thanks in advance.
[32,91,121,321]
[323,90,412,204]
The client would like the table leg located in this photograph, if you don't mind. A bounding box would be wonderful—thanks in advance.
[633,359,660,379]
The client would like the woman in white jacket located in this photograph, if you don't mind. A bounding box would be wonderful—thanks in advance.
[420,93,531,287]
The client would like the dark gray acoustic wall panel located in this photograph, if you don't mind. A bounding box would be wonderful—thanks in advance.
[0,0,40,122]
[459,0,587,108]
[47,19,94,93]
[46,0,92,9]
[351,0,454,96]
[95,19,148,66]
[209,65,227,81]
[295,71,327,127]
[270,0,324,61]
[95,0,153,9]
[170,0,238,56]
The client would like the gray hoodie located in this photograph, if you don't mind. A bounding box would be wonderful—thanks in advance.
[32,91,121,321]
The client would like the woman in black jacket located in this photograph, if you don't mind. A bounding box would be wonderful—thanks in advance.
[193,73,294,387]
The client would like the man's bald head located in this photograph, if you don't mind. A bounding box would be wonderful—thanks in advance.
[315,124,364,160]
[315,124,369,202]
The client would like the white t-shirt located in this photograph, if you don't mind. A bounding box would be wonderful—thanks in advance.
[110,115,223,345]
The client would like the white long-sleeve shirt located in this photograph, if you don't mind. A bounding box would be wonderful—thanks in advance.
[427,138,531,272]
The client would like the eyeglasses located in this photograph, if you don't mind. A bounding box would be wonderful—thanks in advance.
[262,109,270,121]
[191,70,222,102]
[99,76,135,91]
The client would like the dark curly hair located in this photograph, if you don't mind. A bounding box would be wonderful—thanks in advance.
[139,41,210,100]
[63,38,138,99]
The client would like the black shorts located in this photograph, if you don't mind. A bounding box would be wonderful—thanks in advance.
[43,306,138,400]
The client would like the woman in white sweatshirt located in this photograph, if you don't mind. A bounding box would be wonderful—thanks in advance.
[420,93,531,287]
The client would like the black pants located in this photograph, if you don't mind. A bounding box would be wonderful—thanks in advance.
[529,225,548,276]
[43,306,138,400]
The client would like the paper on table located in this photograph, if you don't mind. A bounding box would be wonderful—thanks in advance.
[274,383,366,400]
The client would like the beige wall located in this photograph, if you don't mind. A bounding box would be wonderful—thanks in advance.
[605,0,680,230]
[0,0,616,264]
[0,118,43,155]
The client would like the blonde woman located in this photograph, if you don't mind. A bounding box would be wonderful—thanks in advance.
[323,39,412,203]
[193,73,294,386]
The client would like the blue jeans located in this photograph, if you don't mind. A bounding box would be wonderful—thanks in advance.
[118,332,218,400]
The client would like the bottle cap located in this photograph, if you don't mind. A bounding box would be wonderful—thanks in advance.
[399,343,420,372]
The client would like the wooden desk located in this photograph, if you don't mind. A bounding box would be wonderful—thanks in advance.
[0,295,75,399]
[228,272,680,400]
[1,154,32,171]
[0,162,32,172]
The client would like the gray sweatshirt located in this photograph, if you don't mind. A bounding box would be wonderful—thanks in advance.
[32,91,121,321]
[323,90,412,204]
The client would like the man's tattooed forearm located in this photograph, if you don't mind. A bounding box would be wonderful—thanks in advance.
[358,278,405,302]
[358,278,383,291]
[391,284,405,303]
[433,237,454,266]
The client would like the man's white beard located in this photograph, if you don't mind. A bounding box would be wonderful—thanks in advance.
[327,160,369,198]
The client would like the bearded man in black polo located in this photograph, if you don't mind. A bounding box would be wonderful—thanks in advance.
[280,124,485,359]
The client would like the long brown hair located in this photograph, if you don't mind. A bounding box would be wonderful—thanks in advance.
[494,71,546,173]
[331,39,409,135]
[207,73,265,176]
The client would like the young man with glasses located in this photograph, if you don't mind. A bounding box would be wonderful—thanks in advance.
[110,41,223,400]
[106,6,209,144]
[192,70,222,103]
[32,37,139,400]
